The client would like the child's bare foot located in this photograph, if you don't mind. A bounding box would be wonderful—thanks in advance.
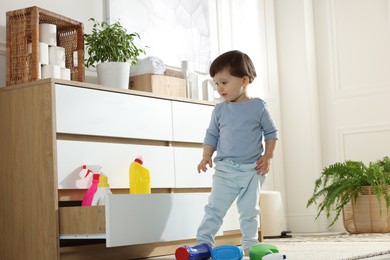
[244,248,249,256]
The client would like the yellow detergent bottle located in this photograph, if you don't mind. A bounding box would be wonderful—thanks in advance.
[129,156,151,194]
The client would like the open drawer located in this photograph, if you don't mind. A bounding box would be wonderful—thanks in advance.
[59,193,219,247]
[59,206,106,239]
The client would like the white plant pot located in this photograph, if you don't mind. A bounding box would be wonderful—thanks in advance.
[96,62,131,89]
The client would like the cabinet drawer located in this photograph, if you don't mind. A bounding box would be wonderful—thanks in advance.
[59,206,106,237]
[57,140,175,189]
[59,193,221,247]
[174,147,213,188]
[55,84,173,140]
[171,101,214,143]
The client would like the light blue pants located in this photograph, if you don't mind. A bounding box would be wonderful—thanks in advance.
[196,160,266,250]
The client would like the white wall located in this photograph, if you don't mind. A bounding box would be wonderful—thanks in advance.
[314,0,390,230]
[273,0,325,232]
[0,0,104,30]
[274,0,390,232]
[314,0,390,164]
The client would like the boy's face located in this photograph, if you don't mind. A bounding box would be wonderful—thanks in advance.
[212,68,249,102]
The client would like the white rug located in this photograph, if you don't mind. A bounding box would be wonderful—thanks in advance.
[140,233,390,260]
[263,232,390,260]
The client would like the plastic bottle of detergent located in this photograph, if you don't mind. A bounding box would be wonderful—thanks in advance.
[129,156,151,194]
[81,173,100,206]
[211,245,243,260]
[175,243,212,260]
[262,253,287,260]
[249,244,279,260]
[91,175,112,206]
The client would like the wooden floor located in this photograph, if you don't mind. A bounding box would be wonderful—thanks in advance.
[60,230,258,260]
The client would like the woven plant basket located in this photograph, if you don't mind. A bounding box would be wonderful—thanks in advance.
[342,186,390,234]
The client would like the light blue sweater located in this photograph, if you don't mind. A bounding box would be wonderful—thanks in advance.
[204,98,278,164]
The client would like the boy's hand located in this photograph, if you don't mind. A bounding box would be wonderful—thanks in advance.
[197,158,213,173]
[256,154,272,175]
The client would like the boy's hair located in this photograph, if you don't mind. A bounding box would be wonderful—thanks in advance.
[209,50,257,83]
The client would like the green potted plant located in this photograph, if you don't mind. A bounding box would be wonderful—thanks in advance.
[307,156,390,233]
[84,18,146,88]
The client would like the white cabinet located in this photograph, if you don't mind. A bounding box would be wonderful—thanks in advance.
[174,147,214,188]
[60,192,224,247]
[171,101,213,143]
[57,140,175,189]
[55,84,173,141]
[105,193,218,247]
[55,84,215,189]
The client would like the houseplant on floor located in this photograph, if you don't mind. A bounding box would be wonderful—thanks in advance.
[84,18,146,88]
[307,156,390,233]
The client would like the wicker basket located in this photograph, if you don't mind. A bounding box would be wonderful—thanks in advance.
[342,186,390,234]
[6,6,85,86]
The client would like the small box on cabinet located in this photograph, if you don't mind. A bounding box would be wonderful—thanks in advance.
[6,6,85,86]
[129,74,187,98]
